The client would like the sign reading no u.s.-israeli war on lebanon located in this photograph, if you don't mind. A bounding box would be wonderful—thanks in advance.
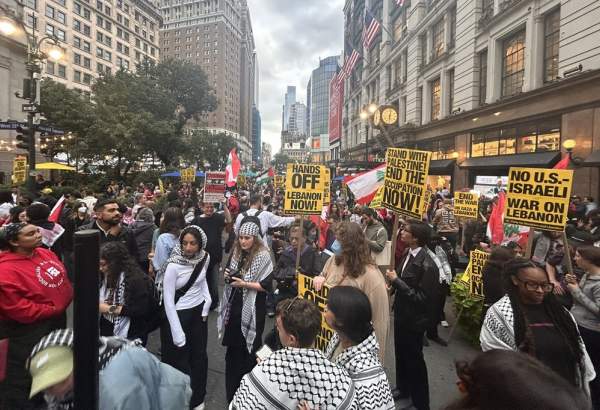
[504,167,573,231]
[382,148,432,219]
[460,249,489,299]
[284,164,326,215]
[453,192,480,219]
[298,273,333,351]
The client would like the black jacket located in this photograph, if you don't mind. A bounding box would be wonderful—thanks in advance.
[392,248,441,332]
[78,220,139,261]
[273,245,322,289]
[130,221,156,263]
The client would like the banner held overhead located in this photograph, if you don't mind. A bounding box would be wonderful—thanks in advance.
[284,164,326,215]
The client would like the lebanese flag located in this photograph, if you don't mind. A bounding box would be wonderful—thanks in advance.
[48,195,66,223]
[344,164,386,205]
[225,148,241,187]
[553,154,570,169]
[487,191,506,245]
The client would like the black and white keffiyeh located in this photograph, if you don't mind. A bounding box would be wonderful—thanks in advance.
[217,247,273,353]
[100,271,130,338]
[326,332,395,410]
[231,347,358,410]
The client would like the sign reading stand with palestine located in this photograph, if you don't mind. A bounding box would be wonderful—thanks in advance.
[460,250,488,298]
[504,167,573,231]
[453,192,480,219]
[298,273,333,351]
[180,167,196,183]
[203,171,226,203]
[284,164,326,215]
[382,148,432,219]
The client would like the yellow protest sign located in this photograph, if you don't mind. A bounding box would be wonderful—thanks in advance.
[370,185,385,209]
[284,164,326,215]
[504,167,573,231]
[461,250,488,298]
[12,156,27,185]
[382,148,432,219]
[454,192,480,219]
[237,174,247,187]
[274,175,285,189]
[158,178,165,194]
[421,188,432,218]
[180,167,196,183]
[298,273,334,351]
[323,168,331,205]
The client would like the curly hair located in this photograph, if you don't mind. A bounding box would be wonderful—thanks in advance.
[99,242,144,290]
[334,221,375,278]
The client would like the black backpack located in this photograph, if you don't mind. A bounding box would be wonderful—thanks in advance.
[240,210,263,237]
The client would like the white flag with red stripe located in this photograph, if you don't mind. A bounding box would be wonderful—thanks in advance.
[343,164,386,205]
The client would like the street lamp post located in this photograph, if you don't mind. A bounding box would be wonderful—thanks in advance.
[1,5,64,191]
[360,103,378,163]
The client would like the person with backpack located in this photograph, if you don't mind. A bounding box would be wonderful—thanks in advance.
[159,225,211,410]
[233,193,295,246]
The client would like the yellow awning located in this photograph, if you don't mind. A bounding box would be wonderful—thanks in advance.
[36,162,76,171]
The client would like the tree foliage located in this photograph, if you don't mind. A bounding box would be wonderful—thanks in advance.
[182,130,238,170]
[272,152,291,172]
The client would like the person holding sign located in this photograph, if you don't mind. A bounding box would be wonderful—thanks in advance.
[481,258,595,392]
[324,286,395,410]
[313,221,389,363]
[217,219,274,403]
[385,220,440,409]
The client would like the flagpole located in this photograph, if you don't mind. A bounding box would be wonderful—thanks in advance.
[366,6,394,41]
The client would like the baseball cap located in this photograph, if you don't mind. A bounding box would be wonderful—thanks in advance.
[41,188,53,194]
[28,345,73,398]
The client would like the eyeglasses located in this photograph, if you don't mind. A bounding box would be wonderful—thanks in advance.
[515,277,554,293]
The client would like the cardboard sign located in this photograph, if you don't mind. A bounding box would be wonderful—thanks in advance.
[180,167,196,183]
[274,175,285,189]
[323,168,331,205]
[421,188,432,218]
[284,164,326,215]
[297,273,334,351]
[12,156,27,185]
[382,148,432,219]
[460,249,488,299]
[453,192,480,219]
[504,167,573,231]
[203,171,226,204]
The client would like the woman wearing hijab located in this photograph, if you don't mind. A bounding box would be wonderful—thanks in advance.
[217,219,274,403]
[160,225,211,410]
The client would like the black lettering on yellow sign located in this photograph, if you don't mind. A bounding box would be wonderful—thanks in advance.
[284,163,326,215]
[504,167,573,231]
[382,148,432,219]
[454,192,479,219]
[298,273,333,351]
[468,250,488,299]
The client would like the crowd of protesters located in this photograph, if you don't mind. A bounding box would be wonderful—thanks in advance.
[0,175,598,410]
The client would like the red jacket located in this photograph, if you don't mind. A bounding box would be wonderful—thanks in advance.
[0,247,73,324]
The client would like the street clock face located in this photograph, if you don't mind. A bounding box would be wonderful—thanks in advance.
[381,107,398,125]
[373,109,381,126]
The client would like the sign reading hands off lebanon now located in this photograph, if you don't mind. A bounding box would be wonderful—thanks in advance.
[504,167,573,231]
[284,164,326,215]
[297,273,333,351]
[382,148,432,219]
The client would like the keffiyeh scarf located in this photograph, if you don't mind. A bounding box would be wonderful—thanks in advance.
[326,333,395,410]
[231,347,358,410]
[99,271,130,338]
[217,248,273,353]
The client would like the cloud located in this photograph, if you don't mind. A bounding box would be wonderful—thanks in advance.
[248,0,344,155]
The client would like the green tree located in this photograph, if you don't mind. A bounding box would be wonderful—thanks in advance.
[272,152,291,172]
[182,130,238,170]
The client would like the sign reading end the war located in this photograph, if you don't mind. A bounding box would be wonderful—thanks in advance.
[284,164,326,215]
[382,148,432,219]
[454,192,480,219]
[504,167,573,231]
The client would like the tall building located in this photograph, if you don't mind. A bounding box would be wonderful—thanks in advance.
[341,0,600,197]
[306,55,339,163]
[288,102,307,135]
[281,85,296,131]
[251,105,261,165]
[23,0,161,93]
[159,0,257,163]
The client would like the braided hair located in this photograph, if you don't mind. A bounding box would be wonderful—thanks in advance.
[503,258,582,364]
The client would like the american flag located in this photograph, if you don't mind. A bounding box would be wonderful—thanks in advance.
[362,9,381,49]
[396,0,405,6]
[340,49,360,80]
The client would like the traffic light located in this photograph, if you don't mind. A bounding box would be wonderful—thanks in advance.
[15,125,31,150]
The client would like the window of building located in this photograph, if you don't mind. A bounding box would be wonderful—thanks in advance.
[53,0,66,6]
[449,8,456,48]
[46,61,55,75]
[74,70,82,82]
[482,0,494,18]
[479,49,487,105]
[417,136,456,160]
[45,23,54,36]
[432,18,445,59]
[417,86,423,125]
[57,64,66,79]
[401,95,407,124]
[430,77,441,121]
[544,8,560,83]
[26,13,37,29]
[74,53,81,65]
[502,29,526,97]
[448,68,455,114]
[83,56,91,68]
[83,73,92,84]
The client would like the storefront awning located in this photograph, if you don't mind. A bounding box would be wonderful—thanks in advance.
[428,159,455,174]
[459,152,561,169]
[582,150,600,167]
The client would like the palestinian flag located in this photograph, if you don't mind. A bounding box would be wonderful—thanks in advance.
[225,148,241,187]
[344,164,386,205]
[256,167,275,185]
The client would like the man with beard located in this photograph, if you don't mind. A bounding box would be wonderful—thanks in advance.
[78,198,139,260]
[191,199,232,309]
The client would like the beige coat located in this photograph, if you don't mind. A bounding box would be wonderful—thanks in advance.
[321,257,390,363]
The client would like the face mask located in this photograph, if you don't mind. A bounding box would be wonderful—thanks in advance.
[331,239,342,256]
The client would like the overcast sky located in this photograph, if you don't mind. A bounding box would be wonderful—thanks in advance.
[247,0,345,154]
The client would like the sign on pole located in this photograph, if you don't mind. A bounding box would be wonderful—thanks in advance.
[504,167,573,231]
[382,148,432,219]
[180,167,196,183]
[453,192,480,219]
[12,156,27,185]
[460,250,488,299]
[298,273,333,351]
[284,164,326,215]
[323,168,331,205]
[274,175,285,189]
[203,171,226,203]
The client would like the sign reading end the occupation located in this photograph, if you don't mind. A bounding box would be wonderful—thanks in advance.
[504,167,573,231]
